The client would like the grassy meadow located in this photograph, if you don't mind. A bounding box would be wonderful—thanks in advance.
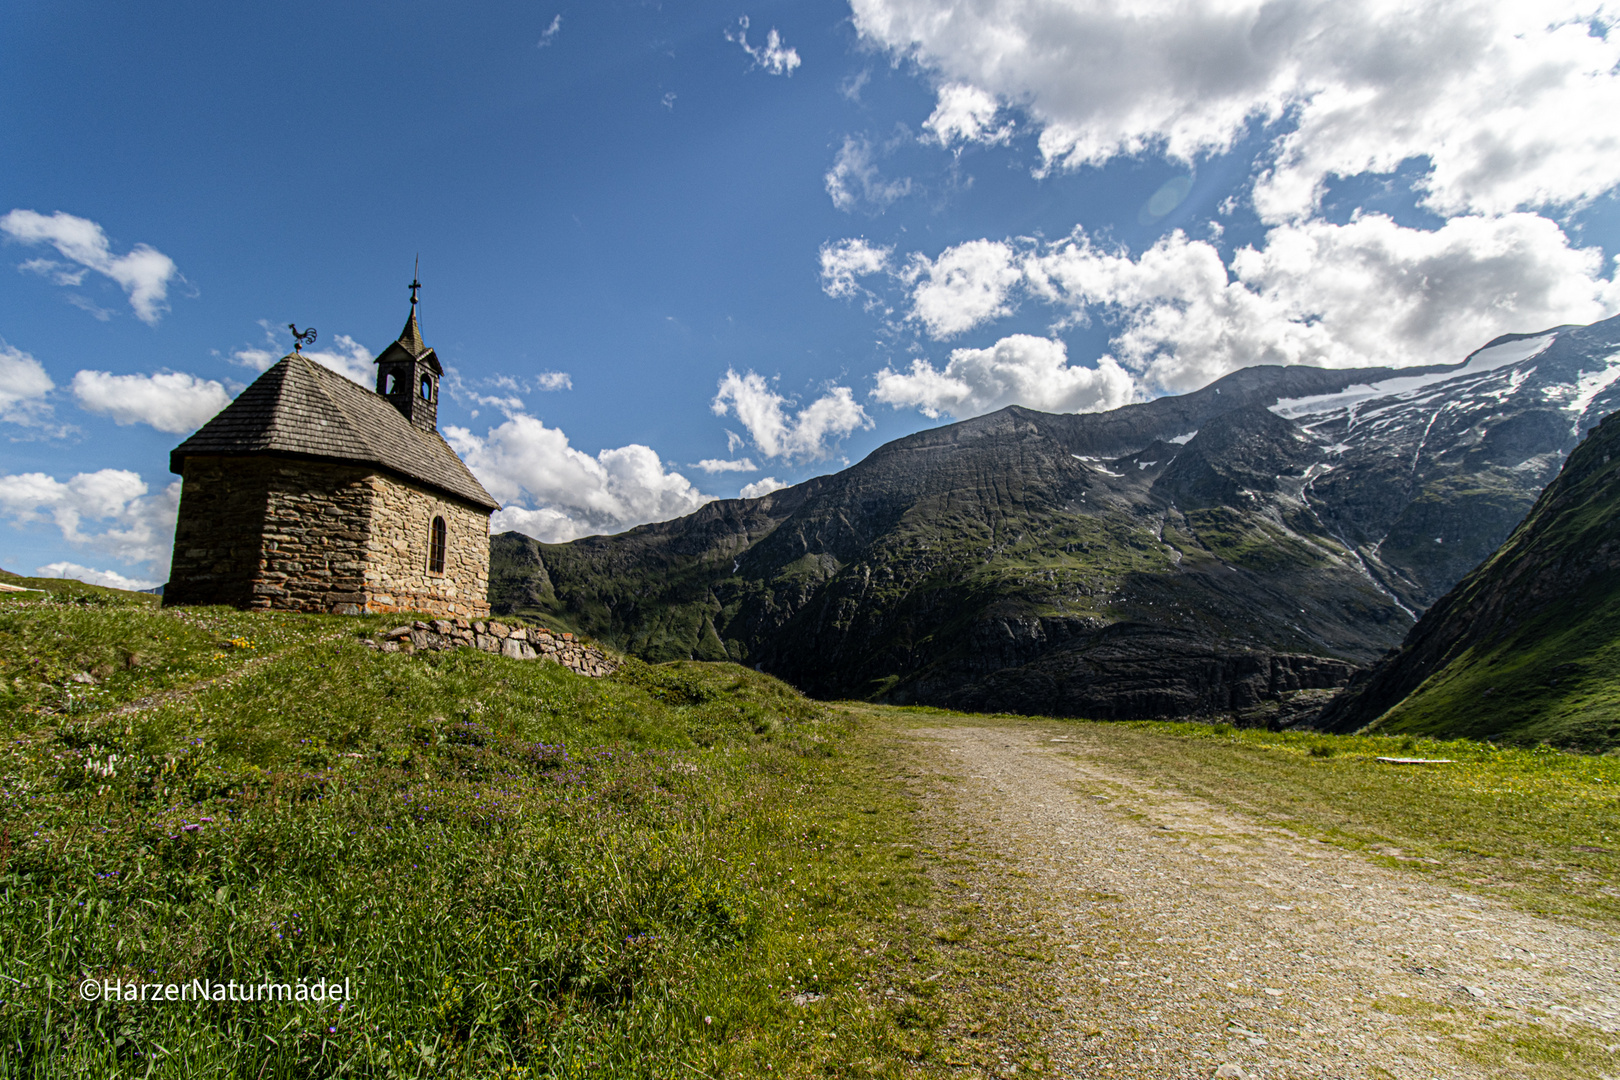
[0,578,1046,1079]
[4,575,1618,1077]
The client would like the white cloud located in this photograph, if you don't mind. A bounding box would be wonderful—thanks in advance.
[739,476,788,499]
[923,83,1012,148]
[820,238,893,299]
[850,0,1620,220]
[0,469,180,570]
[1019,212,1620,393]
[1,209,181,324]
[0,342,57,429]
[696,457,760,473]
[904,239,1022,338]
[535,370,572,391]
[34,561,158,592]
[71,370,231,434]
[445,415,712,543]
[874,334,1137,419]
[825,136,913,212]
[727,15,802,75]
[19,257,86,286]
[228,327,375,386]
[538,14,562,47]
[711,369,872,460]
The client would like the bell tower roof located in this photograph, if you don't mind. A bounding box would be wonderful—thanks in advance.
[374,272,443,376]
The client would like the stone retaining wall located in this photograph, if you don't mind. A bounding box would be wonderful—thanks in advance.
[362,618,618,678]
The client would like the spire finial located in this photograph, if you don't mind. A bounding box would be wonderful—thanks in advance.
[410,256,420,308]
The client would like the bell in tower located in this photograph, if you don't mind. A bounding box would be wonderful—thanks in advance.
[374,269,443,432]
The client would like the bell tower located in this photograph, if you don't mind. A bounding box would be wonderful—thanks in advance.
[374,269,443,432]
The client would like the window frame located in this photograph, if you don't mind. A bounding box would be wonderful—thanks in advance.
[428,515,447,575]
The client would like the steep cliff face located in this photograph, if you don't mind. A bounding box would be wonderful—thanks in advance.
[493,314,1620,721]
[1317,410,1620,750]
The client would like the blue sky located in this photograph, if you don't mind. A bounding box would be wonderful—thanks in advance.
[3,0,1619,588]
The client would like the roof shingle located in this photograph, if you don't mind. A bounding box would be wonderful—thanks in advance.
[171,353,498,511]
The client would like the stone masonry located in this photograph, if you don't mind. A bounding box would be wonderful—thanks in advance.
[168,456,490,618]
[361,472,490,618]
[363,618,619,678]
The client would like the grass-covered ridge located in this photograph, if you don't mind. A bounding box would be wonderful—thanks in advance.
[0,586,1039,1079]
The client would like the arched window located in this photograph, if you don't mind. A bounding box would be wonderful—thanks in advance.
[429,516,446,574]
[420,375,433,402]
[384,372,397,394]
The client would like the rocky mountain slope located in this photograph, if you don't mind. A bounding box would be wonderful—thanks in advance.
[1317,409,1620,750]
[493,314,1620,720]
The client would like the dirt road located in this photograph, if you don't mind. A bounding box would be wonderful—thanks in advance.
[906,723,1620,1079]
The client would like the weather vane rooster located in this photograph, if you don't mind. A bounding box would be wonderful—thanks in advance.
[287,324,317,354]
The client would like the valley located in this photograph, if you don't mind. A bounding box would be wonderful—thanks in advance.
[493,316,1620,732]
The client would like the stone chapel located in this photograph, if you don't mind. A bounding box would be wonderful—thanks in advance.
[164,286,498,617]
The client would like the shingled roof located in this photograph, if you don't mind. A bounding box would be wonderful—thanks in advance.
[170,353,499,511]
[375,306,443,374]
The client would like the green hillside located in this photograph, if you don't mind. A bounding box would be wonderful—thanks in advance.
[1320,412,1620,750]
[0,582,1027,1078]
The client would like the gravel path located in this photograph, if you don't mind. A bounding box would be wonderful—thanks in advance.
[907,723,1620,1079]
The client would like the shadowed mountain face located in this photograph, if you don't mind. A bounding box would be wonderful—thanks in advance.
[1317,409,1620,750]
[493,314,1620,721]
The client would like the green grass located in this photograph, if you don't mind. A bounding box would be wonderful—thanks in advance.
[0,576,375,724]
[1368,578,1620,750]
[986,716,1620,924]
[0,592,1039,1079]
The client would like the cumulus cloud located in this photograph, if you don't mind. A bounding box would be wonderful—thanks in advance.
[535,371,572,391]
[904,239,1022,338]
[825,136,913,212]
[820,238,893,299]
[35,561,158,591]
[0,469,180,570]
[1025,213,1620,392]
[923,83,1012,148]
[0,342,57,430]
[445,415,712,543]
[1,210,181,324]
[739,476,788,499]
[71,370,231,434]
[874,334,1137,419]
[696,457,760,473]
[727,15,802,75]
[228,327,375,386]
[870,211,1620,394]
[711,369,872,460]
[849,0,1620,220]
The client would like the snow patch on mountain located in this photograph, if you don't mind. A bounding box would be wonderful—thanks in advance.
[1566,350,1620,420]
[1269,333,1557,421]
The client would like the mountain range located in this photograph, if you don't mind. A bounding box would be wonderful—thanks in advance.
[491,314,1620,723]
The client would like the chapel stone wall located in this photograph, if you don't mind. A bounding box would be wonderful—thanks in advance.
[361,474,491,618]
[164,457,272,609]
[166,456,490,618]
[253,459,375,613]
